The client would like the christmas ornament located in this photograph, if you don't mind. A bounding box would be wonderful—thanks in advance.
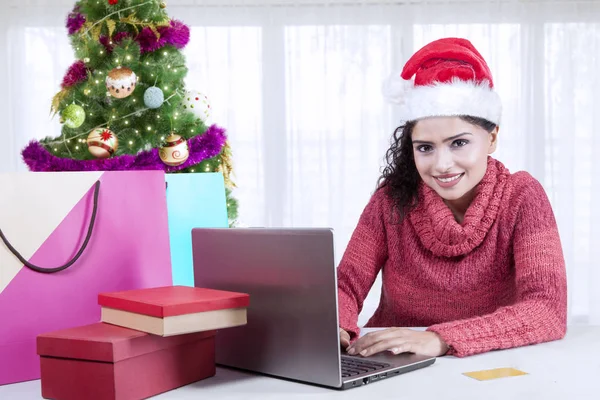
[66,9,85,35]
[87,128,118,158]
[106,67,137,99]
[144,86,164,109]
[160,2,167,8]
[108,0,119,5]
[61,104,86,129]
[180,90,211,122]
[159,133,189,166]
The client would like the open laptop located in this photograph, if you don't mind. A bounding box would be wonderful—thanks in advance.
[191,228,436,390]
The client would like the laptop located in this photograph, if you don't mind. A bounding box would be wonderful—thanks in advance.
[191,228,436,390]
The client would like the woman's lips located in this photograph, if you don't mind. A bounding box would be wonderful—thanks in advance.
[434,173,464,188]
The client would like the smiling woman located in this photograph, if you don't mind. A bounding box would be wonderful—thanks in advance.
[338,37,567,358]
[381,115,498,224]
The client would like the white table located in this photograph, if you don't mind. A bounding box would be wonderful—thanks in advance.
[2,326,599,400]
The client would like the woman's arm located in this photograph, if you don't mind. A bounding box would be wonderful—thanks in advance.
[427,178,568,357]
[338,189,389,339]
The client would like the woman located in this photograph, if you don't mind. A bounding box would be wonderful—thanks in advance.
[338,38,567,358]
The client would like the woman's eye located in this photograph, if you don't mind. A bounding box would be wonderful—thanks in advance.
[416,145,432,153]
[453,139,469,147]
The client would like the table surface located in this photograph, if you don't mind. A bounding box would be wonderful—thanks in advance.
[2,326,599,400]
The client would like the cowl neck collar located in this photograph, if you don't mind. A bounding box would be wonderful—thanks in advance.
[408,157,510,257]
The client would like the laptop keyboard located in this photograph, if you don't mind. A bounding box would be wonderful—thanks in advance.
[341,355,390,378]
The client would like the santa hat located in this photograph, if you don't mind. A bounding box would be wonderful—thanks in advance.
[382,37,502,125]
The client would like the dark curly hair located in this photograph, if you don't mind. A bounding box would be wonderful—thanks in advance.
[378,116,497,222]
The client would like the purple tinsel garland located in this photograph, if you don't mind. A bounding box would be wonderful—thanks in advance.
[99,32,130,54]
[159,20,190,49]
[61,61,88,88]
[98,20,189,55]
[21,125,227,173]
[136,20,190,54]
[66,9,85,35]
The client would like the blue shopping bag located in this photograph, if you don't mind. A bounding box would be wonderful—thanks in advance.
[166,172,228,286]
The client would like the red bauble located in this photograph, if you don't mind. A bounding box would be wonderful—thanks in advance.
[108,0,119,5]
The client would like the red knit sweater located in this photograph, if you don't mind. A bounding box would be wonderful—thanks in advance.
[337,157,567,357]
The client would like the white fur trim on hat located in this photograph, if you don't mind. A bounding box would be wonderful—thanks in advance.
[399,78,502,125]
[381,72,413,105]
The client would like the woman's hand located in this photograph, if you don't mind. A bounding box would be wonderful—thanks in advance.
[346,328,448,357]
[340,328,351,349]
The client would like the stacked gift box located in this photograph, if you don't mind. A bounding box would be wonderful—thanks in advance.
[36,286,249,400]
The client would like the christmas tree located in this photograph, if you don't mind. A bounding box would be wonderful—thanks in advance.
[21,0,238,225]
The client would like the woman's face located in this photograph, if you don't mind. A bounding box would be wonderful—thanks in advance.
[411,116,498,204]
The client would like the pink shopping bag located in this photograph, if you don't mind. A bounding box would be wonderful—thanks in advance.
[0,171,173,385]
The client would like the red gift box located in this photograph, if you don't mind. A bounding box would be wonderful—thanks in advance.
[37,323,215,400]
[99,286,250,336]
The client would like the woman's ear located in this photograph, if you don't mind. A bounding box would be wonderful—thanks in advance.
[488,126,499,154]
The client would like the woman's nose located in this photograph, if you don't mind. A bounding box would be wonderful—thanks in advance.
[435,148,454,172]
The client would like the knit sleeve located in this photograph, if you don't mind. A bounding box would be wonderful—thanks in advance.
[337,189,389,339]
[426,178,567,357]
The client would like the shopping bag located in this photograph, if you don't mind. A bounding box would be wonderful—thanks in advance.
[0,170,173,385]
[165,172,228,287]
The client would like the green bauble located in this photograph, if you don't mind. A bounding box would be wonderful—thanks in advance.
[62,104,86,129]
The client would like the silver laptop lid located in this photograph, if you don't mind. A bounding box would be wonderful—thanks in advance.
[192,228,342,388]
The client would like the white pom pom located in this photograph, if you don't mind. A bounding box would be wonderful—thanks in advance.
[381,72,413,105]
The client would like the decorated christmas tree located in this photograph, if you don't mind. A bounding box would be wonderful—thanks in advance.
[21,0,238,225]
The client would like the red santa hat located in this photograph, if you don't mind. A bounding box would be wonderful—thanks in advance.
[382,37,502,125]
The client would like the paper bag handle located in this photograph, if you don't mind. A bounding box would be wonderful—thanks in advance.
[0,181,100,274]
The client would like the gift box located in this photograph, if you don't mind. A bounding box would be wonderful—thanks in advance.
[37,323,215,400]
[99,285,250,336]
